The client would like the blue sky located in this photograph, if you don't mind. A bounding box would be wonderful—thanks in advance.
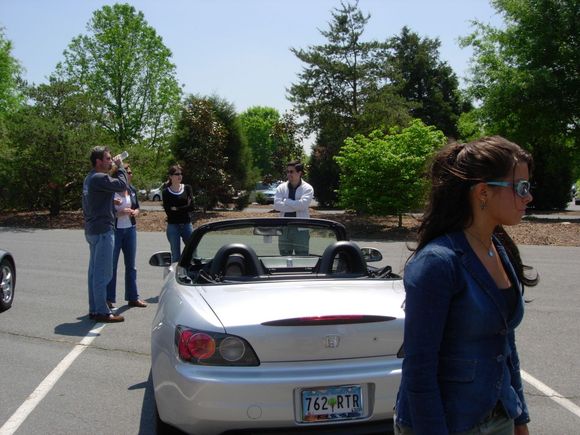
[1,0,503,115]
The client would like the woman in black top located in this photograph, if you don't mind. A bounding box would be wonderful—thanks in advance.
[162,165,195,262]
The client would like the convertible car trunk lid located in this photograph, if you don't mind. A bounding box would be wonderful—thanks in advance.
[194,279,405,362]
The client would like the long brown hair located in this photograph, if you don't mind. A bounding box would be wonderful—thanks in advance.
[412,136,538,287]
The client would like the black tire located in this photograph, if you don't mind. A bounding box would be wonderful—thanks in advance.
[0,257,15,312]
[153,194,161,201]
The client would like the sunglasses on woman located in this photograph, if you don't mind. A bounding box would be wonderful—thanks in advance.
[486,180,531,198]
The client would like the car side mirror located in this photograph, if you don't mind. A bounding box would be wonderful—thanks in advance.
[360,247,383,263]
[149,251,172,267]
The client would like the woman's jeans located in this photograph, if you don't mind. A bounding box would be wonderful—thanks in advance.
[166,223,193,262]
[86,230,114,315]
[106,226,139,302]
[394,413,515,435]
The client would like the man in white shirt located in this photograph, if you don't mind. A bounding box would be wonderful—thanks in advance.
[274,161,314,255]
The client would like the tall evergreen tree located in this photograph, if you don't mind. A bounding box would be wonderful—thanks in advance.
[386,26,467,138]
[288,1,400,205]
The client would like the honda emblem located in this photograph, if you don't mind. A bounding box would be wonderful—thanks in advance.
[324,335,340,348]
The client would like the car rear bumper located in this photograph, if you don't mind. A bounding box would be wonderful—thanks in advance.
[153,355,401,435]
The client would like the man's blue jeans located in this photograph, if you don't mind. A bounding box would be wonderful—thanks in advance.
[107,225,139,303]
[278,227,310,255]
[85,230,114,315]
[166,223,193,262]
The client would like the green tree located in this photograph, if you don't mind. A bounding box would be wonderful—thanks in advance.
[57,3,181,151]
[270,111,307,181]
[239,107,306,183]
[0,28,23,119]
[461,0,578,209]
[288,1,392,205]
[457,108,485,143]
[335,120,445,225]
[3,79,108,214]
[288,1,413,205]
[207,95,253,193]
[386,26,467,138]
[239,106,280,179]
[171,95,230,211]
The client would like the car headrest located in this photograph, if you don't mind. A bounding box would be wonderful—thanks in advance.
[317,241,368,277]
[209,243,264,277]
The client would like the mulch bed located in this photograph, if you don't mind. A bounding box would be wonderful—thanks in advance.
[1,207,579,246]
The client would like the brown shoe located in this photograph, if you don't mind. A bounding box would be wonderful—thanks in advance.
[107,301,116,309]
[128,299,147,308]
[93,313,125,323]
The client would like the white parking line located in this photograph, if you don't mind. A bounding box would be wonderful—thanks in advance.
[0,323,107,435]
[1,330,578,434]
[522,370,580,419]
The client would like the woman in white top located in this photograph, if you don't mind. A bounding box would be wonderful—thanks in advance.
[106,164,147,309]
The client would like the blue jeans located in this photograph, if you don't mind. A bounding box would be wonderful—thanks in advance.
[278,227,310,255]
[107,226,139,303]
[166,223,193,262]
[394,414,514,435]
[85,230,114,316]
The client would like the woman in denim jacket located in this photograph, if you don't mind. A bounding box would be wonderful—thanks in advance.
[395,136,538,435]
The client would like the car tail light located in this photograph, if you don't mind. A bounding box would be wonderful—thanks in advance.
[178,331,216,360]
[175,326,260,366]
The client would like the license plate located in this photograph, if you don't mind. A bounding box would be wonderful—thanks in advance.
[300,385,364,422]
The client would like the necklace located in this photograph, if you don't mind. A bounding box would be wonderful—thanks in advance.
[465,230,494,257]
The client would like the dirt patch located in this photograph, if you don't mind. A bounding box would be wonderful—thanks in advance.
[1,206,578,246]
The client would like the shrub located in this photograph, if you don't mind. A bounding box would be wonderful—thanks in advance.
[234,191,250,210]
[255,192,269,205]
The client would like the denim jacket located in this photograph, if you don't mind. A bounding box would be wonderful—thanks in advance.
[395,231,529,434]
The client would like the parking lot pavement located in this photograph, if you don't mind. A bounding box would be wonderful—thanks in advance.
[0,229,579,434]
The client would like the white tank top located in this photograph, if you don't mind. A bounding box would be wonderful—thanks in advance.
[114,192,133,229]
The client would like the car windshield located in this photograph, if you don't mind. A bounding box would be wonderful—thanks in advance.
[175,218,395,283]
[193,224,338,262]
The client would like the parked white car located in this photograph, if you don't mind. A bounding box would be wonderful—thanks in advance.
[252,181,281,204]
[139,183,164,201]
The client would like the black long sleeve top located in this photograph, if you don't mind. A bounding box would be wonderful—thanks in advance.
[162,184,195,224]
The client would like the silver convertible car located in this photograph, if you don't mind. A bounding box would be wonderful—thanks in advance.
[149,218,405,434]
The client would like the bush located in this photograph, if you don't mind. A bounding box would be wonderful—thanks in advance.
[255,192,269,205]
[234,191,250,210]
[335,120,445,219]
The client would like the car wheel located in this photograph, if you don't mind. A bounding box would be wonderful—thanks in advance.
[0,257,15,312]
[153,194,161,201]
[155,401,184,435]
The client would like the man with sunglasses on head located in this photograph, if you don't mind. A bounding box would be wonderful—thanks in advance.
[274,160,314,255]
